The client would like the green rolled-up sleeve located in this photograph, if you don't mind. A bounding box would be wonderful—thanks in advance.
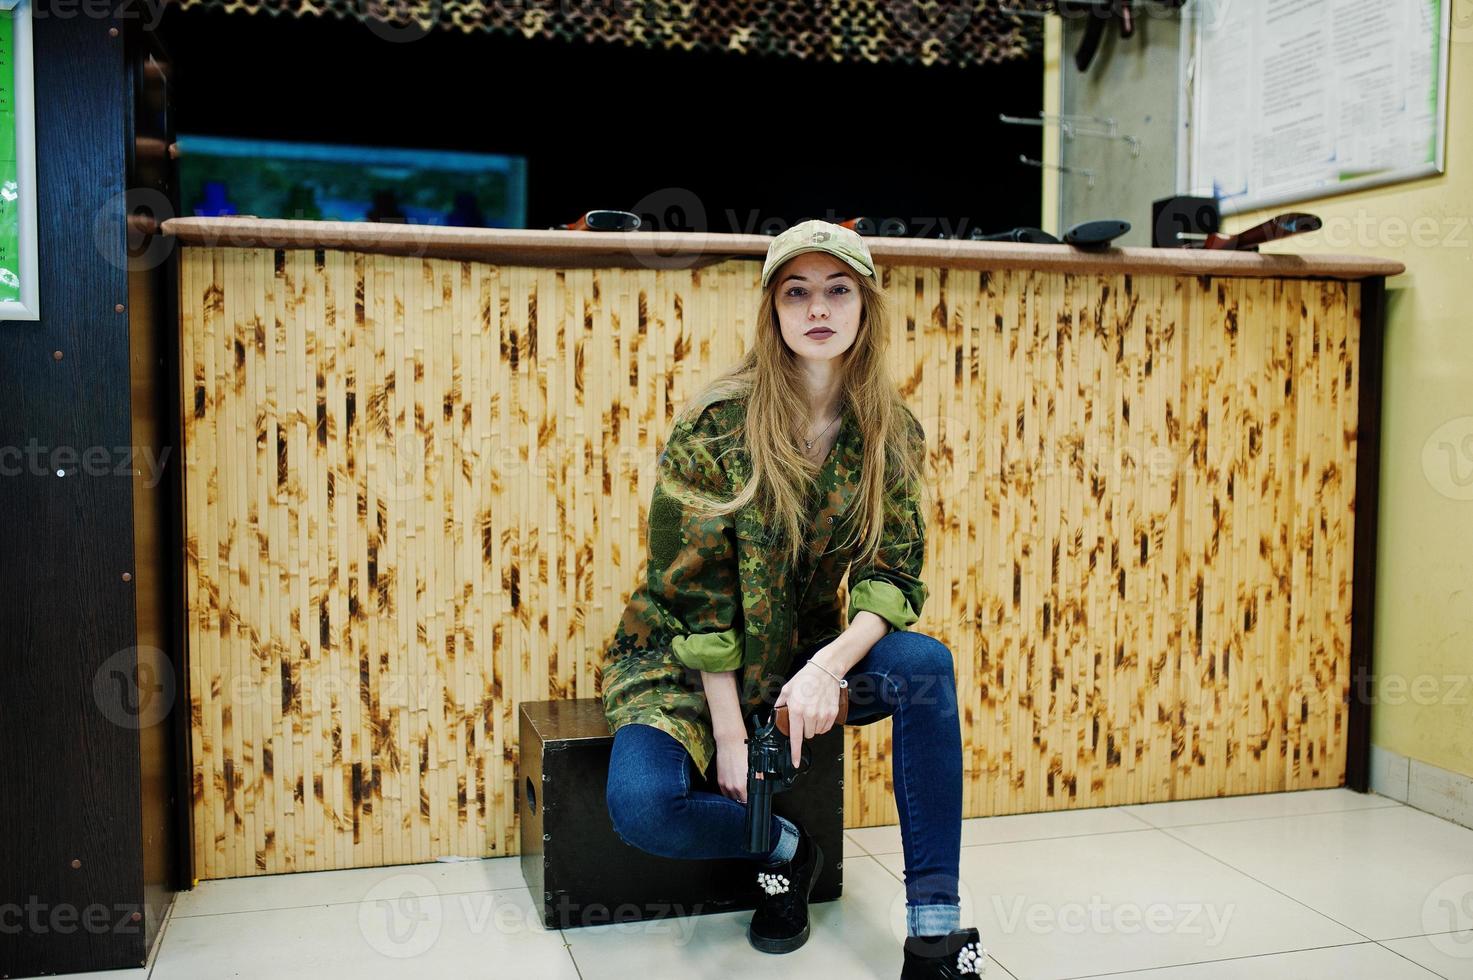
[646,414,744,672]
[846,412,928,633]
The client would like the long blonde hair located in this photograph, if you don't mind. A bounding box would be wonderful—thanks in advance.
[669,268,929,571]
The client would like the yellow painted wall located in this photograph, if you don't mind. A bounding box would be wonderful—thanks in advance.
[1043,18,1472,782]
[1040,17,1062,238]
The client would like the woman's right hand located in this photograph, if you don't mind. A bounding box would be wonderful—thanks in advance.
[714,731,750,803]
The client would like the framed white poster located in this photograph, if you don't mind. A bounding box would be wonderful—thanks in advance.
[0,0,37,321]
[1179,0,1450,216]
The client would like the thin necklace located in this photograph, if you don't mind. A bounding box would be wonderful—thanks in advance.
[803,411,841,452]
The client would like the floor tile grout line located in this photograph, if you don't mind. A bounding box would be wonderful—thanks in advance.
[847,827,888,859]
[560,927,584,979]
[865,850,905,887]
[1053,939,1421,979]
[848,796,1407,855]
[1158,824,1379,944]
[1121,798,1407,831]
[169,882,537,919]
[854,823,1163,857]
[842,829,873,858]
[1119,808,1158,830]
[1372,938,1455,980]
[1380,927,1473,942]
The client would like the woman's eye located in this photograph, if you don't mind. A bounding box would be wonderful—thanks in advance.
[784,285,850,298]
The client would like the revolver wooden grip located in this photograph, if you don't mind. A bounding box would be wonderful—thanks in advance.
[773,686,850,736]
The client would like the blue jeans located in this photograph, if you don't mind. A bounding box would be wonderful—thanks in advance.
[604,629,962,933]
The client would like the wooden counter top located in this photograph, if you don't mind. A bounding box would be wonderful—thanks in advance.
[159,216,1405,281]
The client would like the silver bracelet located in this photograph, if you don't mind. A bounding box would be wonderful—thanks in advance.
[804,658,848,688]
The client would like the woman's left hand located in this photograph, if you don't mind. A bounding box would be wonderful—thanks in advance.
[773,650,845,770]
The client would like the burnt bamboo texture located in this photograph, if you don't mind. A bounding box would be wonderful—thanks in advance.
[180,247,1363,879]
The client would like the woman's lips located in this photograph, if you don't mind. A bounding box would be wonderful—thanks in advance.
[805,328,834,338]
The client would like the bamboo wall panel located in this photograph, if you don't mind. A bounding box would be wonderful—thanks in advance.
[179,247,1361,879]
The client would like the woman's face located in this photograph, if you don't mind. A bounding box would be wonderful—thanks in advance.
[772,251,863,364]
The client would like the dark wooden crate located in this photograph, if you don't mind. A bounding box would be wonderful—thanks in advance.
[518,699,845,930]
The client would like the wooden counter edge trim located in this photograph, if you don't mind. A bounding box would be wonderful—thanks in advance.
[157,217,1407,281]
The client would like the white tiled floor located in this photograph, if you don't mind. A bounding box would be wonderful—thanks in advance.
[40,789,1473,980]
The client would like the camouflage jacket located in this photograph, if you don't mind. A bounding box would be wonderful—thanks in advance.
[599,394,928,780]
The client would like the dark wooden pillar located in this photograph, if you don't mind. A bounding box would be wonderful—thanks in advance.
[0,7,186,974]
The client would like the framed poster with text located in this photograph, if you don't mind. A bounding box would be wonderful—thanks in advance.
[1179,0,1449,217]
[0,0,36,321]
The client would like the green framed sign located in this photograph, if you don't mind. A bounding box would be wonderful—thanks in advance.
[0,0,37,321]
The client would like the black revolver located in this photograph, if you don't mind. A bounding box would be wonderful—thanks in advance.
[743,691,850,855]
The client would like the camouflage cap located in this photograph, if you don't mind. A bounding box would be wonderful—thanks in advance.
[760,219,876,289]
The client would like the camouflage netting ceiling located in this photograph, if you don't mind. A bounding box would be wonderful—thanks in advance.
[164,0,1052,69]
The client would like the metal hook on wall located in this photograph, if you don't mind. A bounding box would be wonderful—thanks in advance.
[1019,153,1096,189]
[999,112,1139,157]
[999,111,1118,136]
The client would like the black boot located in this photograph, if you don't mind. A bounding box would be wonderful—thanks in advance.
[900,926,988,978]
[746,822,824,954]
